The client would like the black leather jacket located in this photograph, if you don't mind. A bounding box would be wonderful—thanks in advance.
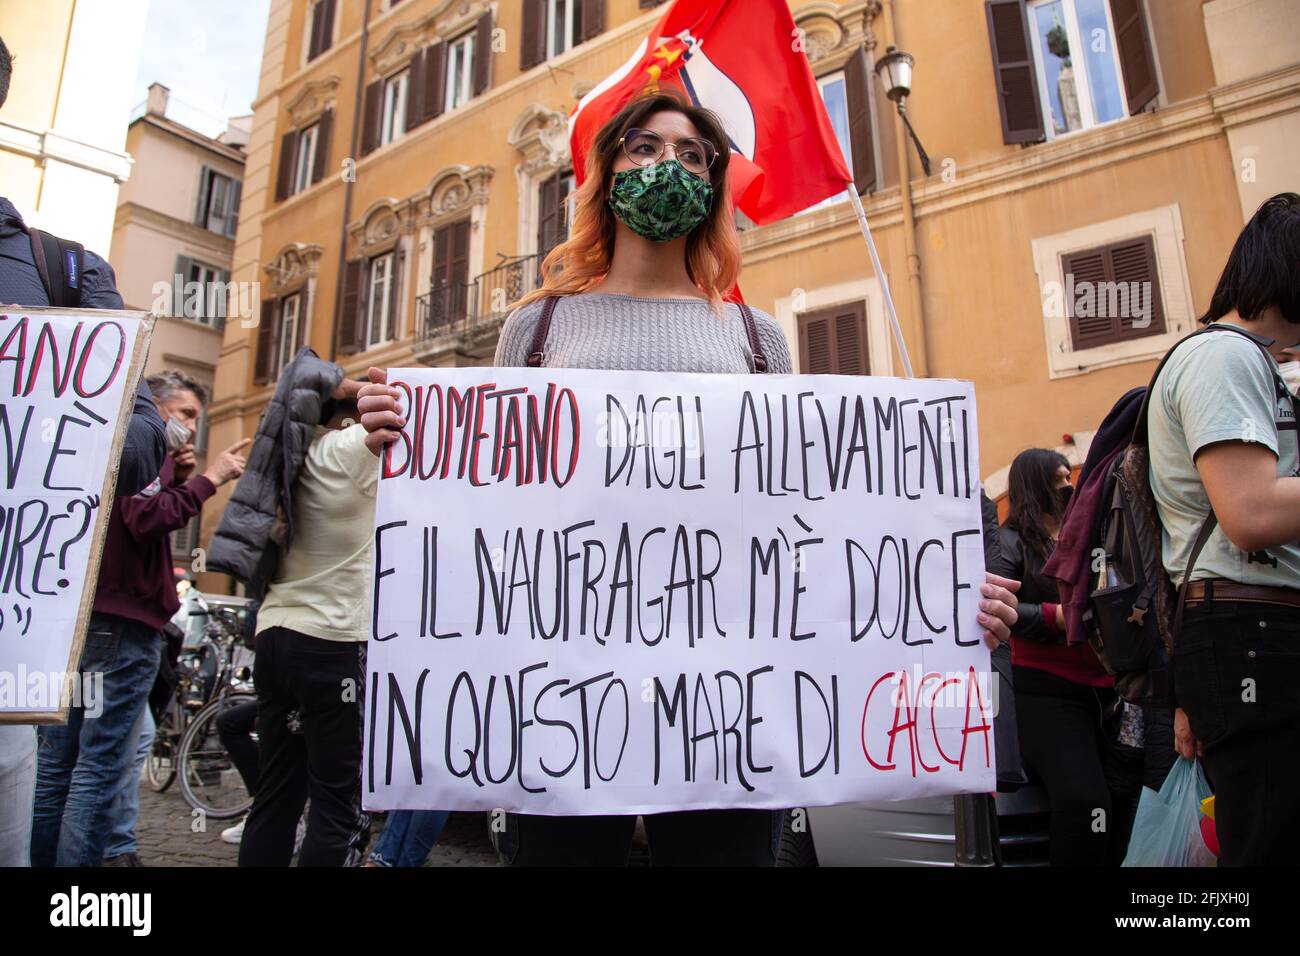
[990,525,1067,645]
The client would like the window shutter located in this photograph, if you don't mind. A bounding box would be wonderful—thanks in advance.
[833,307,869,375]
[307,1,324,60]
[1062,247,1116,349]
[985,0,1045,145]
[844,45,877,195]
[193,167,212,225]
[360,80,382,156]
[254,299,276,384]
[297,285,311,358]
[521,0,547,70]
[798,304,868,374]
[537,171,561,257]
[1109,235,1166,338]
[225,179,242,236]
[406,49,427,130]
[433,226,449,287]
[387,246,404,342]
[1062,236,1167,351]
[308,0,336,60]
[424,41,446,123]
[581,0,606,42]
[360,261,375,350]
[312,111,332,183]
[452,219,470,283]
[436,220,471,323]
[275,131,298,201]
[338,258,363,355]
[473,12,493,96]
[174,255,192,318]
[215,269,231,332]
[1109,0,1159,114]
[799,314,834,375]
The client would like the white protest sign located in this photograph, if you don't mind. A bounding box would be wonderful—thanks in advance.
[366,367,994,815]
[0,307,150,723]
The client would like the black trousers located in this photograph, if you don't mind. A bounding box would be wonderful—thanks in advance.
[1175,600,1300,866]
[238,628,370,867]
[216,699,260,796]
[499,809,781,866]
[1013,665,1141,866]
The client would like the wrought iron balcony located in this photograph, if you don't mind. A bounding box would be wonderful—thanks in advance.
[414,253,544,363]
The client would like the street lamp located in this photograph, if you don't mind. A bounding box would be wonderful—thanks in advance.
[875,45,931,176]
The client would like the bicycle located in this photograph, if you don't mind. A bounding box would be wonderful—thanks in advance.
[175,600,259,820]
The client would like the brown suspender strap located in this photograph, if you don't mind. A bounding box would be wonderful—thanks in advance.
[738,302,769,373]
[526,294,560,367]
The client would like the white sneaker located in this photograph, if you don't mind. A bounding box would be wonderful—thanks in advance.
[294,814,307,856]
[221,816,247,845]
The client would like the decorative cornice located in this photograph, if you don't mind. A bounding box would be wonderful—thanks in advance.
[421,163,494,226]
[370,11,440,74]
[348,197,415,257]
[508,104,571,176]
[368,0,492,75]
[263,242,325,294]
[793,0,881,67]
[285,75,341,127]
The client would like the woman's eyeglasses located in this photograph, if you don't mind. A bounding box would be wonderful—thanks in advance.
[619,128,717,176]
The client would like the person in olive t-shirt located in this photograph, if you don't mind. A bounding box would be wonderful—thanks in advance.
[1147,193,1300,866]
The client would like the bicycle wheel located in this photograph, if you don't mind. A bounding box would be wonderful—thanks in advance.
[146,699,180,792]
[177,692,256,820]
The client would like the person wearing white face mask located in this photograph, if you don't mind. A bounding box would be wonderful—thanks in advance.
[31,371,250,867]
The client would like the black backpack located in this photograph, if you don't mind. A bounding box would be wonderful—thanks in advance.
[28,227,85,307]
[1084,323,1295,704]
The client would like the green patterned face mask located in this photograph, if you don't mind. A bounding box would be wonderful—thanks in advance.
[608,160,713,242]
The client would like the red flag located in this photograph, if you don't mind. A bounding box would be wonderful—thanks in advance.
[569,0,854,225]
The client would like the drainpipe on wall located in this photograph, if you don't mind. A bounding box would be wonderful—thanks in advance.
[330,0,372,362]
[884,0,930,377]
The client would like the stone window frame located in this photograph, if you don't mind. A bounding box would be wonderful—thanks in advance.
[1032,203,1195,380]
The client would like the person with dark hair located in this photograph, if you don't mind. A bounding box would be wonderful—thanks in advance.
[1148,192,1300,865]
[358,91,1022,866]
[991,449,1137,865]
[0,35,12,109]
[31,375,248,867]
[237,378,377,868]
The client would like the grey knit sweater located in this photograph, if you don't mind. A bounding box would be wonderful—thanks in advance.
[493,292,793,374]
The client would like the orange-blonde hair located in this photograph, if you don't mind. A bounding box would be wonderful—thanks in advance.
[514,91,742,312]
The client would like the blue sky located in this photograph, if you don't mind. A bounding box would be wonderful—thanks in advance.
[131,0,272,137]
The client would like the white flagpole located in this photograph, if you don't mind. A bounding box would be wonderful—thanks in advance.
[846,184,914,379]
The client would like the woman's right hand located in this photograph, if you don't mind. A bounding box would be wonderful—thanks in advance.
[1174,706,1203,760]
[358,367,406,458]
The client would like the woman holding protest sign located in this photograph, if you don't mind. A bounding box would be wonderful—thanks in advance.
[358,92,1021,866]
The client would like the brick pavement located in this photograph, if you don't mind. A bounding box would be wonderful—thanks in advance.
[133,775,500,867]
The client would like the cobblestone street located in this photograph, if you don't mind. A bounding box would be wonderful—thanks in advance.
[135,777,500,867]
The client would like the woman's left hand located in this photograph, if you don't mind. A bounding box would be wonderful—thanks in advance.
[978,572,1021,649]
